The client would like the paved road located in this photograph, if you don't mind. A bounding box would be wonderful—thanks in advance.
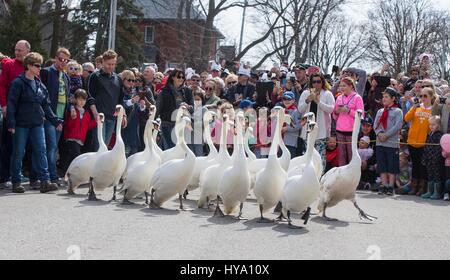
[1,184,449,260]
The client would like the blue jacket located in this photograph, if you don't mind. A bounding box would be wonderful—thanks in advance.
[7,74,61,129]
[40,65,70,115]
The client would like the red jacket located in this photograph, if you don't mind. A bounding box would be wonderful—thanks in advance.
[0,58,25,107]
[64,108,97,144]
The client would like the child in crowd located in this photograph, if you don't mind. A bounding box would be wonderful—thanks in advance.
[397,152,412,194]
[421,116,444,199]
[325,136,339,173]
[280,91,302,158]
[374,87,404,195]
[62,89,97,173]
[358,136,374,189]
[67,61,83,99]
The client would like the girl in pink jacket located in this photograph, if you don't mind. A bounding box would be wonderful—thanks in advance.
[333,77,364,166]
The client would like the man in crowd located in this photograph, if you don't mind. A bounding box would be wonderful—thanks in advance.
[88,50,126,150]
[81,62,95,90]
[0,40,30,189]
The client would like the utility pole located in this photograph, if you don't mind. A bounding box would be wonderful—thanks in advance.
[108,0,118,50]
[238,0,248,54]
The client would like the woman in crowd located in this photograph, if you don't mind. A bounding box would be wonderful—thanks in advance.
[404,86,435,195]
[298,73,335,170]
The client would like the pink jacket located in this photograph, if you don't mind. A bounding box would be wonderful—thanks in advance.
[333,92,364,132]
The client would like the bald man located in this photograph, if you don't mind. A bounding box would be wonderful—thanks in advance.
[0,40,30,188]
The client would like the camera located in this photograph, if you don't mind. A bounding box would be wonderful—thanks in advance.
[413,97,420,105]
[290,77,296,83]
[440,96,447,104]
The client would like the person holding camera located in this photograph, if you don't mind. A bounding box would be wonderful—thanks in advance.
[331,67,367,97]
[298,73,335,170]
[404,86,436,195]
[432,92,450,134]
[121,70,140,156]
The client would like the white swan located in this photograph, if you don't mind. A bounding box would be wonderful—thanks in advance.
[247,107,291,188]
[121,120,161,204]
[186,111,218,193]
[161,106,188,163]
[215,112,251,218]
[253,108,287,222]
[152,118,163,159]
[288,112,323,178]
[197,114,232,208]
[149,116,196,210]
[88,105,127,201]
[65,113,108,194]
[281,121,321,228]
[121,105,156,181]
[318,110,377,221]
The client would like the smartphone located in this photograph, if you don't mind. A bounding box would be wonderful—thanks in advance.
[440,96,447,104]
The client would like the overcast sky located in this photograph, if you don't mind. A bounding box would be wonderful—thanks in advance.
[215,0,450,70]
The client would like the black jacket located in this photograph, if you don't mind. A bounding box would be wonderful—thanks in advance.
[87,70,124,120]
[156,85,194,125]
[225,83,255,106]
[7,74,61,129]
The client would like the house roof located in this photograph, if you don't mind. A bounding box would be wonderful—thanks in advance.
[133,0,206,20]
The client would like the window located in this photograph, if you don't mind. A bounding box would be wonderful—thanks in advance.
[145,26,154,44]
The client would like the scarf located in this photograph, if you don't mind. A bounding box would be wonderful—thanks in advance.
[376,104,398,130]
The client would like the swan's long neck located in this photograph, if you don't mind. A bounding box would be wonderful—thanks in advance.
[305,129,316,163]
[219,119,229,159]
[174,110,184,145]
[181,121,195,162]
[234,117,246,162]
[203,114,217,157]
[244,130,256,159]
[97,120,106,151]
[143,120,151,151]
[350,115,362,165]
[115,111,123,140]
[269,114,282,158]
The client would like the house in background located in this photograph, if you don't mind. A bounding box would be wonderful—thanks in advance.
[133,0,225,71]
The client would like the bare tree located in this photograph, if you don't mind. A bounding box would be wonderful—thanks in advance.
[366,0,448,76]
[310,15,368,73]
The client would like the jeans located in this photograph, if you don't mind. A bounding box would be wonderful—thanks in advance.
[160,125,175,150]
[61,140,82,173]
[10,126,50,184]
[92,118,116,151]
[286,145,297,159]
[44,120,62,181]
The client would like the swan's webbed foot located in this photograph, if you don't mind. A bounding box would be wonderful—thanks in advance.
[87,178,98,201]
[353,201,377,221]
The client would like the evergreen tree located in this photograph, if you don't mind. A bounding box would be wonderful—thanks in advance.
[0,0,46,56]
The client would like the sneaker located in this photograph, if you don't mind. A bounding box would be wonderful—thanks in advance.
[29,180,41,190]
[12,183,25,193]
[386,187,394,196]
[20,175,29,184]
[40,181,58,193]
[444,193,450,201]
[378,187,386,195]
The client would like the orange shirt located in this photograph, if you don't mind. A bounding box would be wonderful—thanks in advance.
[404,106,432,148]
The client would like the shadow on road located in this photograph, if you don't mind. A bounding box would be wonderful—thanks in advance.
[272,223,310,236]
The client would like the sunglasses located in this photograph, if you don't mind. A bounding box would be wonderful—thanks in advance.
[57,57,69,63]
[312,80,322,84]
[126,79,136,83]
[69,67,79,71]
[419,95,429,98]
[421,85,432,88]
[33,64,42,69]
[86,70,94,74]
[205,87,214,91]
[176,76,185,80]
[192,79,200,82]
[228,81,237,85]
